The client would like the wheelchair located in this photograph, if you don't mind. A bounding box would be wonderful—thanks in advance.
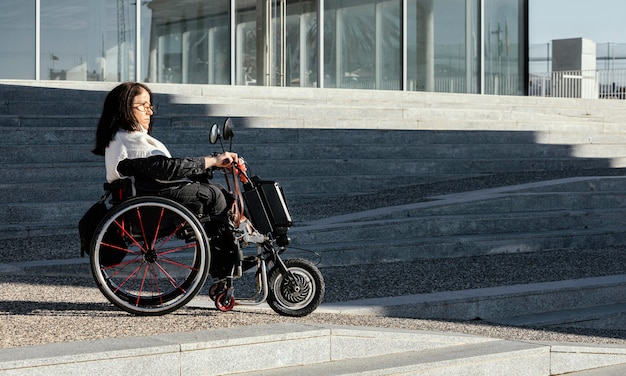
[87,121,325,317]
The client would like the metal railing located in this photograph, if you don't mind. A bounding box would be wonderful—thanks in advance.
[529,69,626,99]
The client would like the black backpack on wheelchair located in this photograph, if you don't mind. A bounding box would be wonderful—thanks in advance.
[78,178,135,262]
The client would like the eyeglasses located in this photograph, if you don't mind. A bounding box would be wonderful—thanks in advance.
[133,102,154,113]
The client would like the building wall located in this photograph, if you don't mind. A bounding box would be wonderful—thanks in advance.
[0,0,528,95]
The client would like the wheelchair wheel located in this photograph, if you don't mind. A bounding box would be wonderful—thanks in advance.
[90,196,210,316]
[267,258,325,317]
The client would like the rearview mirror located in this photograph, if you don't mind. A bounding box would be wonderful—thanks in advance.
[223,118,234,141]
[209,123,220,144]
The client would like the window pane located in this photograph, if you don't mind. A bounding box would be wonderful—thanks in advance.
[325,0,401,90]
[0,1,35,79]
[276,1,318,87]
[41,0,134,82]
[484,0,526,95]
[301,10,319,87]
[147,0,231,84]
[407,0,480,94]
[236,2,257,85]
[235,0,318,87]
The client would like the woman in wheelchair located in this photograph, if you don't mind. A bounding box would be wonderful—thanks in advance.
[92,82,239,273]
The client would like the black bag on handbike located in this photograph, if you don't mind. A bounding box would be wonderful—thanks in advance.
[242,176,292,246]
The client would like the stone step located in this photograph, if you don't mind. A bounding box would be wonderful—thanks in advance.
[4,80,626,119]
[3,109,626,146]
[0,323,554,376]
[412,192,626,217]
[488,302,626,329]
[0,174,434,203]
[299,176,626,221]
[0,143,592,164]
[0,125,558,145]
[567,362,626,376]
[0,140,612,170]
[320,274,626,322]
[3,83,626,122]
[6,186,619,230]
[236,339,549,376]
[290,209,622,246]
[289,227,626,266]
[2,107,624,134]
[0,162,102,184]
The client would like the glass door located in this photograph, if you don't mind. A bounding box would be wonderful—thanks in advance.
[269,0,317,87]
[236,0,316,87]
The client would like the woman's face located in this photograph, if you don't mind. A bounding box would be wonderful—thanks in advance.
[132,88,153,131]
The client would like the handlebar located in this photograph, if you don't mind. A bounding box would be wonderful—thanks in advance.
[220,156,248,184]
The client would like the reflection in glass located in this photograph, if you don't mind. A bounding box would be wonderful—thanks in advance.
[148,0,230,84]
[484,0,526,95]
[325,0,401,90]
[407,0,480,94]
[271,1,317,87]
[236,3,257,85]
[41,0,134,82]
[0,1,35,79]
[235,0,317,87]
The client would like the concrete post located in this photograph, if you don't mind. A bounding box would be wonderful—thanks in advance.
[552,38,597,98]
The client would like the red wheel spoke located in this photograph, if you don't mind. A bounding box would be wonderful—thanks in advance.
[135,264,151,306]
[154,262,187,293]
[150,208,166,250]
[99,241,133,253]
[112,218,146,253]
[154,221,187,250]
[158,243,196,257]
[134,207,149,249]
[146,265,164,304]
[158,257,198,271]
[112,262,144,294]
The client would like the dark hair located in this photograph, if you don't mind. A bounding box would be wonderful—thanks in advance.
[92,82,153,156]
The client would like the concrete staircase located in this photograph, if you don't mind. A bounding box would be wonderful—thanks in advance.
[2,80,626,264]
[3,81,626,375]
[290,176,626,265]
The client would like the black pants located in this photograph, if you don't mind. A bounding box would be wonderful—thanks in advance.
[161,182,229,217]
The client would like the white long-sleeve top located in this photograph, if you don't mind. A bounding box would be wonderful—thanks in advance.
[104,128,171,183]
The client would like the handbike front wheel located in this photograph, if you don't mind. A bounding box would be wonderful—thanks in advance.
[89,196,210,316]
[267,258,325,317]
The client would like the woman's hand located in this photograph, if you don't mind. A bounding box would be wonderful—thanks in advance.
[216,152,238,167]
[204,152,238,169]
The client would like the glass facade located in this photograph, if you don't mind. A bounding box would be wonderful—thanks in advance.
[0,0,528,95]
[0,0,36,79]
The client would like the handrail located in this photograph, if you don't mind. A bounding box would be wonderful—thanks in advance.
[529,68,626,99]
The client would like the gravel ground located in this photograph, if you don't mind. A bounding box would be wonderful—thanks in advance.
[2,169,626,349]
[2,240,626,349]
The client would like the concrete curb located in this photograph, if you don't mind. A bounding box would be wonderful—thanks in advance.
[2,323,626,375]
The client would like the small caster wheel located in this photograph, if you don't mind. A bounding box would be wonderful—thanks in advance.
[209,282,225,301]
[215,292,235,312]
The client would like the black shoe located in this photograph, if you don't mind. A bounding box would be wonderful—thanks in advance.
[209,228,242,279]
